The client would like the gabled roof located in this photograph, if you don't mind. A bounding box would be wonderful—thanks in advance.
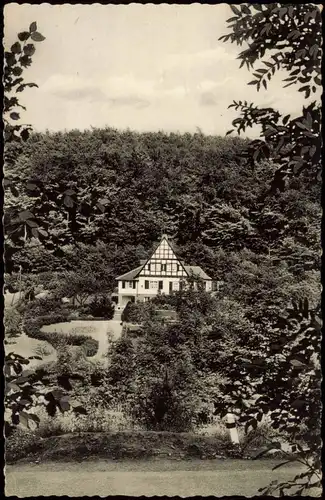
[115,235,211,281]
[185,266,212,280]
[116,265,143,281]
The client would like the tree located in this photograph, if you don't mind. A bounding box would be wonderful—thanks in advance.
[216,5,322,494]
[220,4,322,190]
[4,23,88,438]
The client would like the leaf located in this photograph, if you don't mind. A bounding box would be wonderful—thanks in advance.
[64,189,76,196]
[229,5,241,16]
[18,210,34,221]
[31,227,39,239]
[72,405,87,415]
[24,44,36,57]
[10,112,20,121]
[29,22,37,33]
[21,129,30,141]
[63,196,74,208]
[18,31,30,41]
[247,80,258,86]
[11,42,21,54]
[226,129,234,136]
[31,32,46,42]
[12,67,23,77]
[59,400,70,412]
[19,411,30,428]
[283,114,290,125]
[38,228,48,238]
[26,219,38,228]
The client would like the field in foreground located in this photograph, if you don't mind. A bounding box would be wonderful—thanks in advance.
[7,458,320,497]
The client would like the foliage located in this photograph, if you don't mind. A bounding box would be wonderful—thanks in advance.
[24,314,99,357]
[121,301,156,323]
[5,427,44,462]
[84,294,115,319]
[217,5,322,494]
[4,352,86,437]
[214,299,321,495]
[4,307,22,339]
[220,3,322,189]
[48,271,102,306]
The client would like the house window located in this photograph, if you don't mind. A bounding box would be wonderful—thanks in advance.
[147,264,151,271]
[145,280,149,289]
[150,281,158,289]
[161,264,166,272]
[129,281,136,289]
[172,281,180,291]
[122,282,125,289]
[177,264,180,271]
[159,281,163,290]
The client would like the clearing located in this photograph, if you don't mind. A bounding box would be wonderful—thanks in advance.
[6,458,320,497]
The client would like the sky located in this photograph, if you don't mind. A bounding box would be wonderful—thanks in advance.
[4,3,311,136]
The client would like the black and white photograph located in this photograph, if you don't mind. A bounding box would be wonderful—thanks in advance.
[3,2,322,497]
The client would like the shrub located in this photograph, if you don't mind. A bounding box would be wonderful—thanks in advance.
[130,379,194,432]
[23,296,63,319]
[24,315,99,357]
[85,295,115,319]
[82,337,99,357]
[34,405,137,437]
[4,307,22,339]
[122,301,156,323]
[6,427,43,462]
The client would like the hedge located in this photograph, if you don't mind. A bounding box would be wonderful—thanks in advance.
[24,314,99,357]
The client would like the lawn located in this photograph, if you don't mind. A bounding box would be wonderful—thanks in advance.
[6,459,320,497]
[5,333,57,368]
[41,319,122,360]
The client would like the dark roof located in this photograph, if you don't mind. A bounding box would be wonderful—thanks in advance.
[185,266,212,280]
[116,265,144,281]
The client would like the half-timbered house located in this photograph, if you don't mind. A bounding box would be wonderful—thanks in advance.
[115,234,212,310]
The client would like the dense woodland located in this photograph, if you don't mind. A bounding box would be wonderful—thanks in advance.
[6,128,321,288]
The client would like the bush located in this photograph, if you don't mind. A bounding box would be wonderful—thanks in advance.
[34,405,137,437]
[131,379,194,432]
[122,301,156,323]
[6,427,43,462]
[4,307,22,339]
[82,337,99,356]
[24,315,99,357]
[84,295,115,319]
[23,296,63,319]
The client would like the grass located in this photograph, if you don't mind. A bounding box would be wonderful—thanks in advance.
[6,426,288,465]
[42,319,122,358]
[6,459,312,497]
[5,333,56,368]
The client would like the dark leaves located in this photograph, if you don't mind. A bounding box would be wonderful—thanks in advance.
[24,44,36,56]
[31,32,46,42]
[10,112,20,121]
[29,22,37,33]
[18,31,30,41]
[11,42,22,54]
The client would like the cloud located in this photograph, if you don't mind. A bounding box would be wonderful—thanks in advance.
[52,86,107,102]
[108,96,150,108]
[200,91,217,106]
